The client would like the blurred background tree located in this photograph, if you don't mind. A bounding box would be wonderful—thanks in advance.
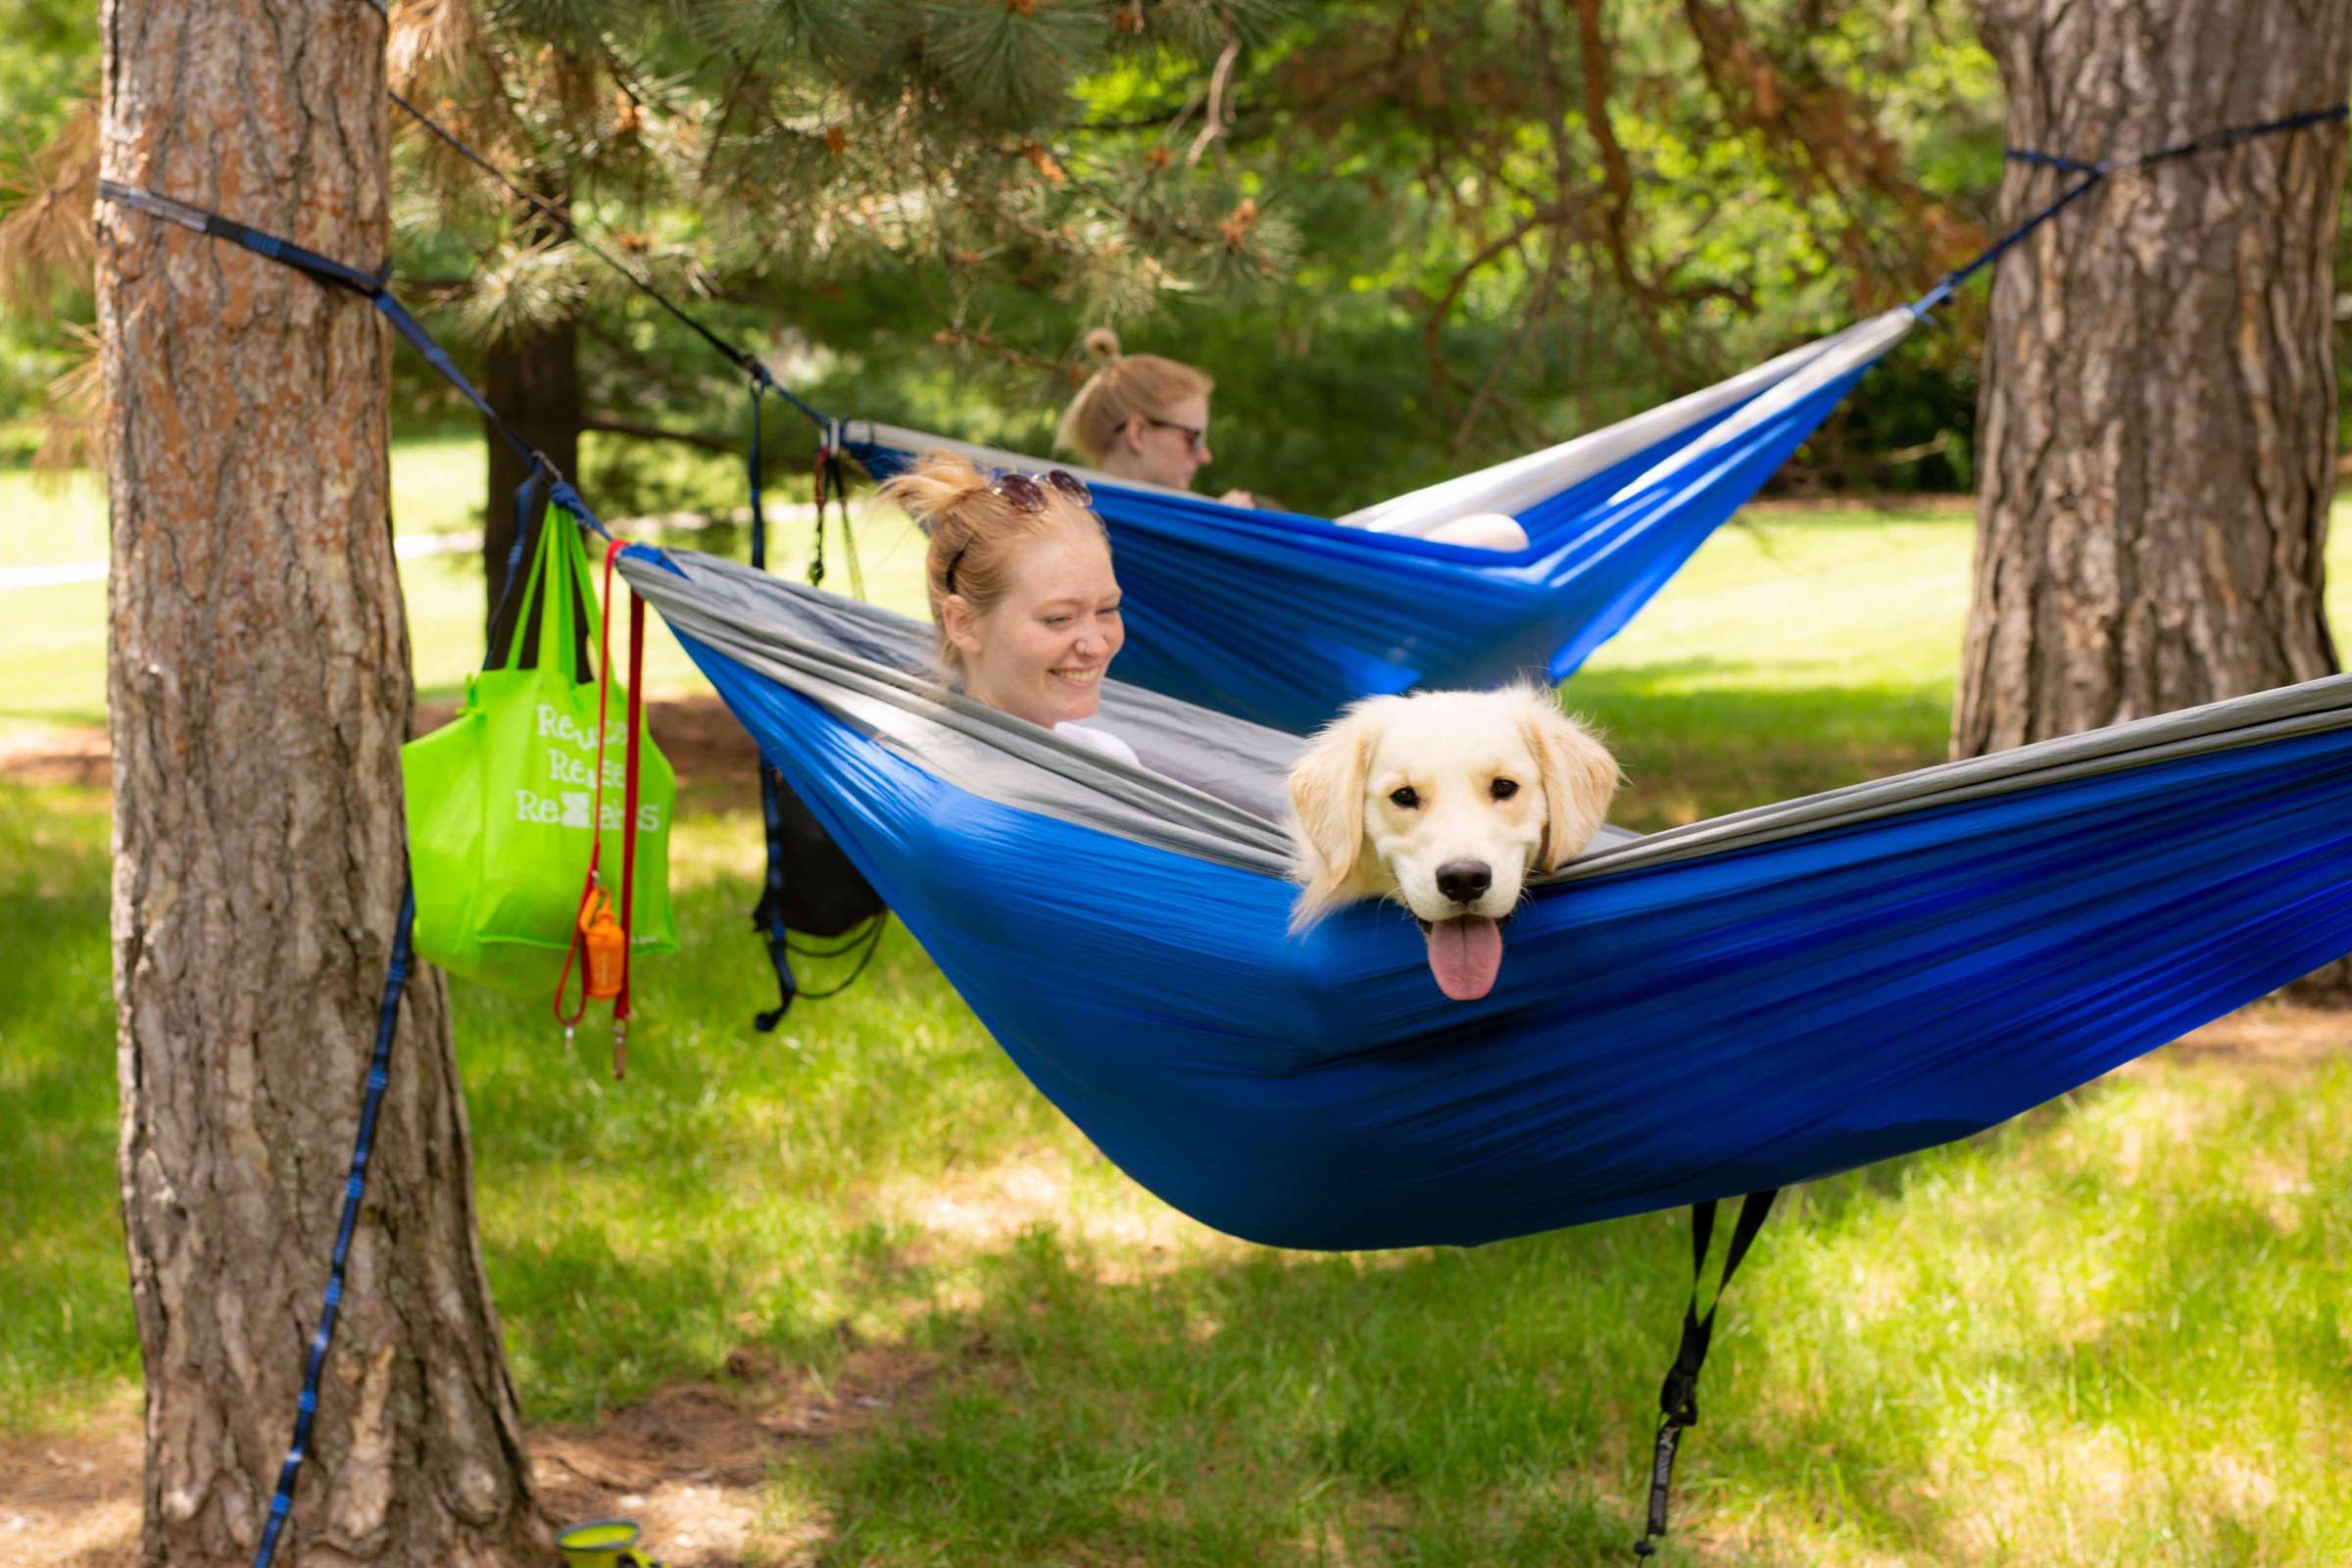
[2,0,2052,548]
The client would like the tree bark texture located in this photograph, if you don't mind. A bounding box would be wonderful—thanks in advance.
[97,0,543,1562]
[481,316,580,642]
[1958,0,2352,758]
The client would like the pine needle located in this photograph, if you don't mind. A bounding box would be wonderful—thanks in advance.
[0,97,98,313]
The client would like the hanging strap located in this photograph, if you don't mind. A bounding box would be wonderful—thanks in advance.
[748,421,868,1029]
[613,573,648,1078]
[1631,1189,1779,1559]
[379,81,829,431]
[251,883,416,1568]
[750,763,802,1033]
[553,534,622,1037]
[746,377,795,1030]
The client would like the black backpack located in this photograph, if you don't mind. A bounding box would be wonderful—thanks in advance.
[751,765,887,1028]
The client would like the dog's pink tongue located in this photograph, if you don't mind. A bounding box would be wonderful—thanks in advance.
[1426,915,1502,1001]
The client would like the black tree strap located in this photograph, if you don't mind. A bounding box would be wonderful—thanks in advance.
[1632,1188,1779,1559]
[2008,103,2349,177]
[95,179,611,551]
[1912,104,2348,312]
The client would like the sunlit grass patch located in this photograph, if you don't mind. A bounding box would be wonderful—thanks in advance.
[0,786,136,1431]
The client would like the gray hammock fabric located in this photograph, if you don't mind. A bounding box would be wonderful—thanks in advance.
[625,547,2352,884]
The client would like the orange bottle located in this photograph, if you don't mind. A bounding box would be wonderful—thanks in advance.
[578,888,627,1002]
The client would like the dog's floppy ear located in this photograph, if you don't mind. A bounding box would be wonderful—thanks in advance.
[1286,703,1380,930]
[1519,691,1620,872]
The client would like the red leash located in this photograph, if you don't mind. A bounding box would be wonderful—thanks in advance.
[614,579,647,1077]
[553,536,645,1078]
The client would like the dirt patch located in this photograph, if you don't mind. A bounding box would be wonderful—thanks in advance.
[2139,1000,2351,1074]
[0,1348,941,1568]
[529,1345,939,1565]
[0,1418,142,1567]
[0,727,109,790]
[0,695,768,812]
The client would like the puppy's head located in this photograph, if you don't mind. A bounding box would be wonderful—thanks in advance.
[1287,685,1619,1001]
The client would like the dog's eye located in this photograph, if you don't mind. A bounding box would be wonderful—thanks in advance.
[1388,786,1420,809]
[1490,777,1520,801]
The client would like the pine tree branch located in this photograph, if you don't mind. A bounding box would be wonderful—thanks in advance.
[1184,39,1241,169]
[581,414,740,455]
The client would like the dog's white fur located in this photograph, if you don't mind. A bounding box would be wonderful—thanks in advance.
[1286,686,1619,932]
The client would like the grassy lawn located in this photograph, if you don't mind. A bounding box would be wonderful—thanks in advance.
[4,463,2352,1564]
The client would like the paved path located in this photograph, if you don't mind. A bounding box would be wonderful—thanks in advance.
[0,528,486,593]
[0,502,851,594]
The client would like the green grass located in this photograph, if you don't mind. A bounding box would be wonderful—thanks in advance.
[7,478,2352,1563]
[0,787,139,1421]
[1573,509,1984,828]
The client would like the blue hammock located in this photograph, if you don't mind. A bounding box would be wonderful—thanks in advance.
[844,312,1916,732]
[624,549,2352,1251]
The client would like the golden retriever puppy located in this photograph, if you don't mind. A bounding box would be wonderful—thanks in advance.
[1286,686,1619,1000]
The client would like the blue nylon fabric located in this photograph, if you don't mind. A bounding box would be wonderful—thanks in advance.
[848,369,1866,734]
[676,627,2352,1251]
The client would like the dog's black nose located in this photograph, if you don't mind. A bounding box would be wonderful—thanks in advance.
[1436,859,1492,904]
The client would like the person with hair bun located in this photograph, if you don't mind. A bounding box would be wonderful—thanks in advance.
[1056,328,1528,551]
[876,449,1141,767]
[1055,328,1248,503]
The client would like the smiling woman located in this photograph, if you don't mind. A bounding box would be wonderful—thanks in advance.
[878,451,1139,766]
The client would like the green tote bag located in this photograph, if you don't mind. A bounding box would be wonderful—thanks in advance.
[403,510,677,996]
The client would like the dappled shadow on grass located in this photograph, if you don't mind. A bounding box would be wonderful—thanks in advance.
[670,1022,2352,1566]
[704,1201,1863,1566]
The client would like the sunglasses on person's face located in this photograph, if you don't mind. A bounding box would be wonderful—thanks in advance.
[1144,416,1208,456]
[946,470,1097,594]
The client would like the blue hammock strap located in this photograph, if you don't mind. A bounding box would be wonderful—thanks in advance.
[1910,103,2349,316]
[1631,1188,1779,1559]
[251,882,416,1568]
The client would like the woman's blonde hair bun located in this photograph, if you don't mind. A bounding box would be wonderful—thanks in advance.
[1081,327,1123,362]
[875,453,994,536]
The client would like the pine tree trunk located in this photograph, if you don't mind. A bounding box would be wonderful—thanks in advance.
[482,318,581,641]
[1959,0,2352,761]
[97,0,545,1561]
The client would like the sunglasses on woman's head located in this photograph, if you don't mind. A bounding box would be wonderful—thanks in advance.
[1144,416,1207,456]
[947,470,1097,593]
[991,468,1094,513]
